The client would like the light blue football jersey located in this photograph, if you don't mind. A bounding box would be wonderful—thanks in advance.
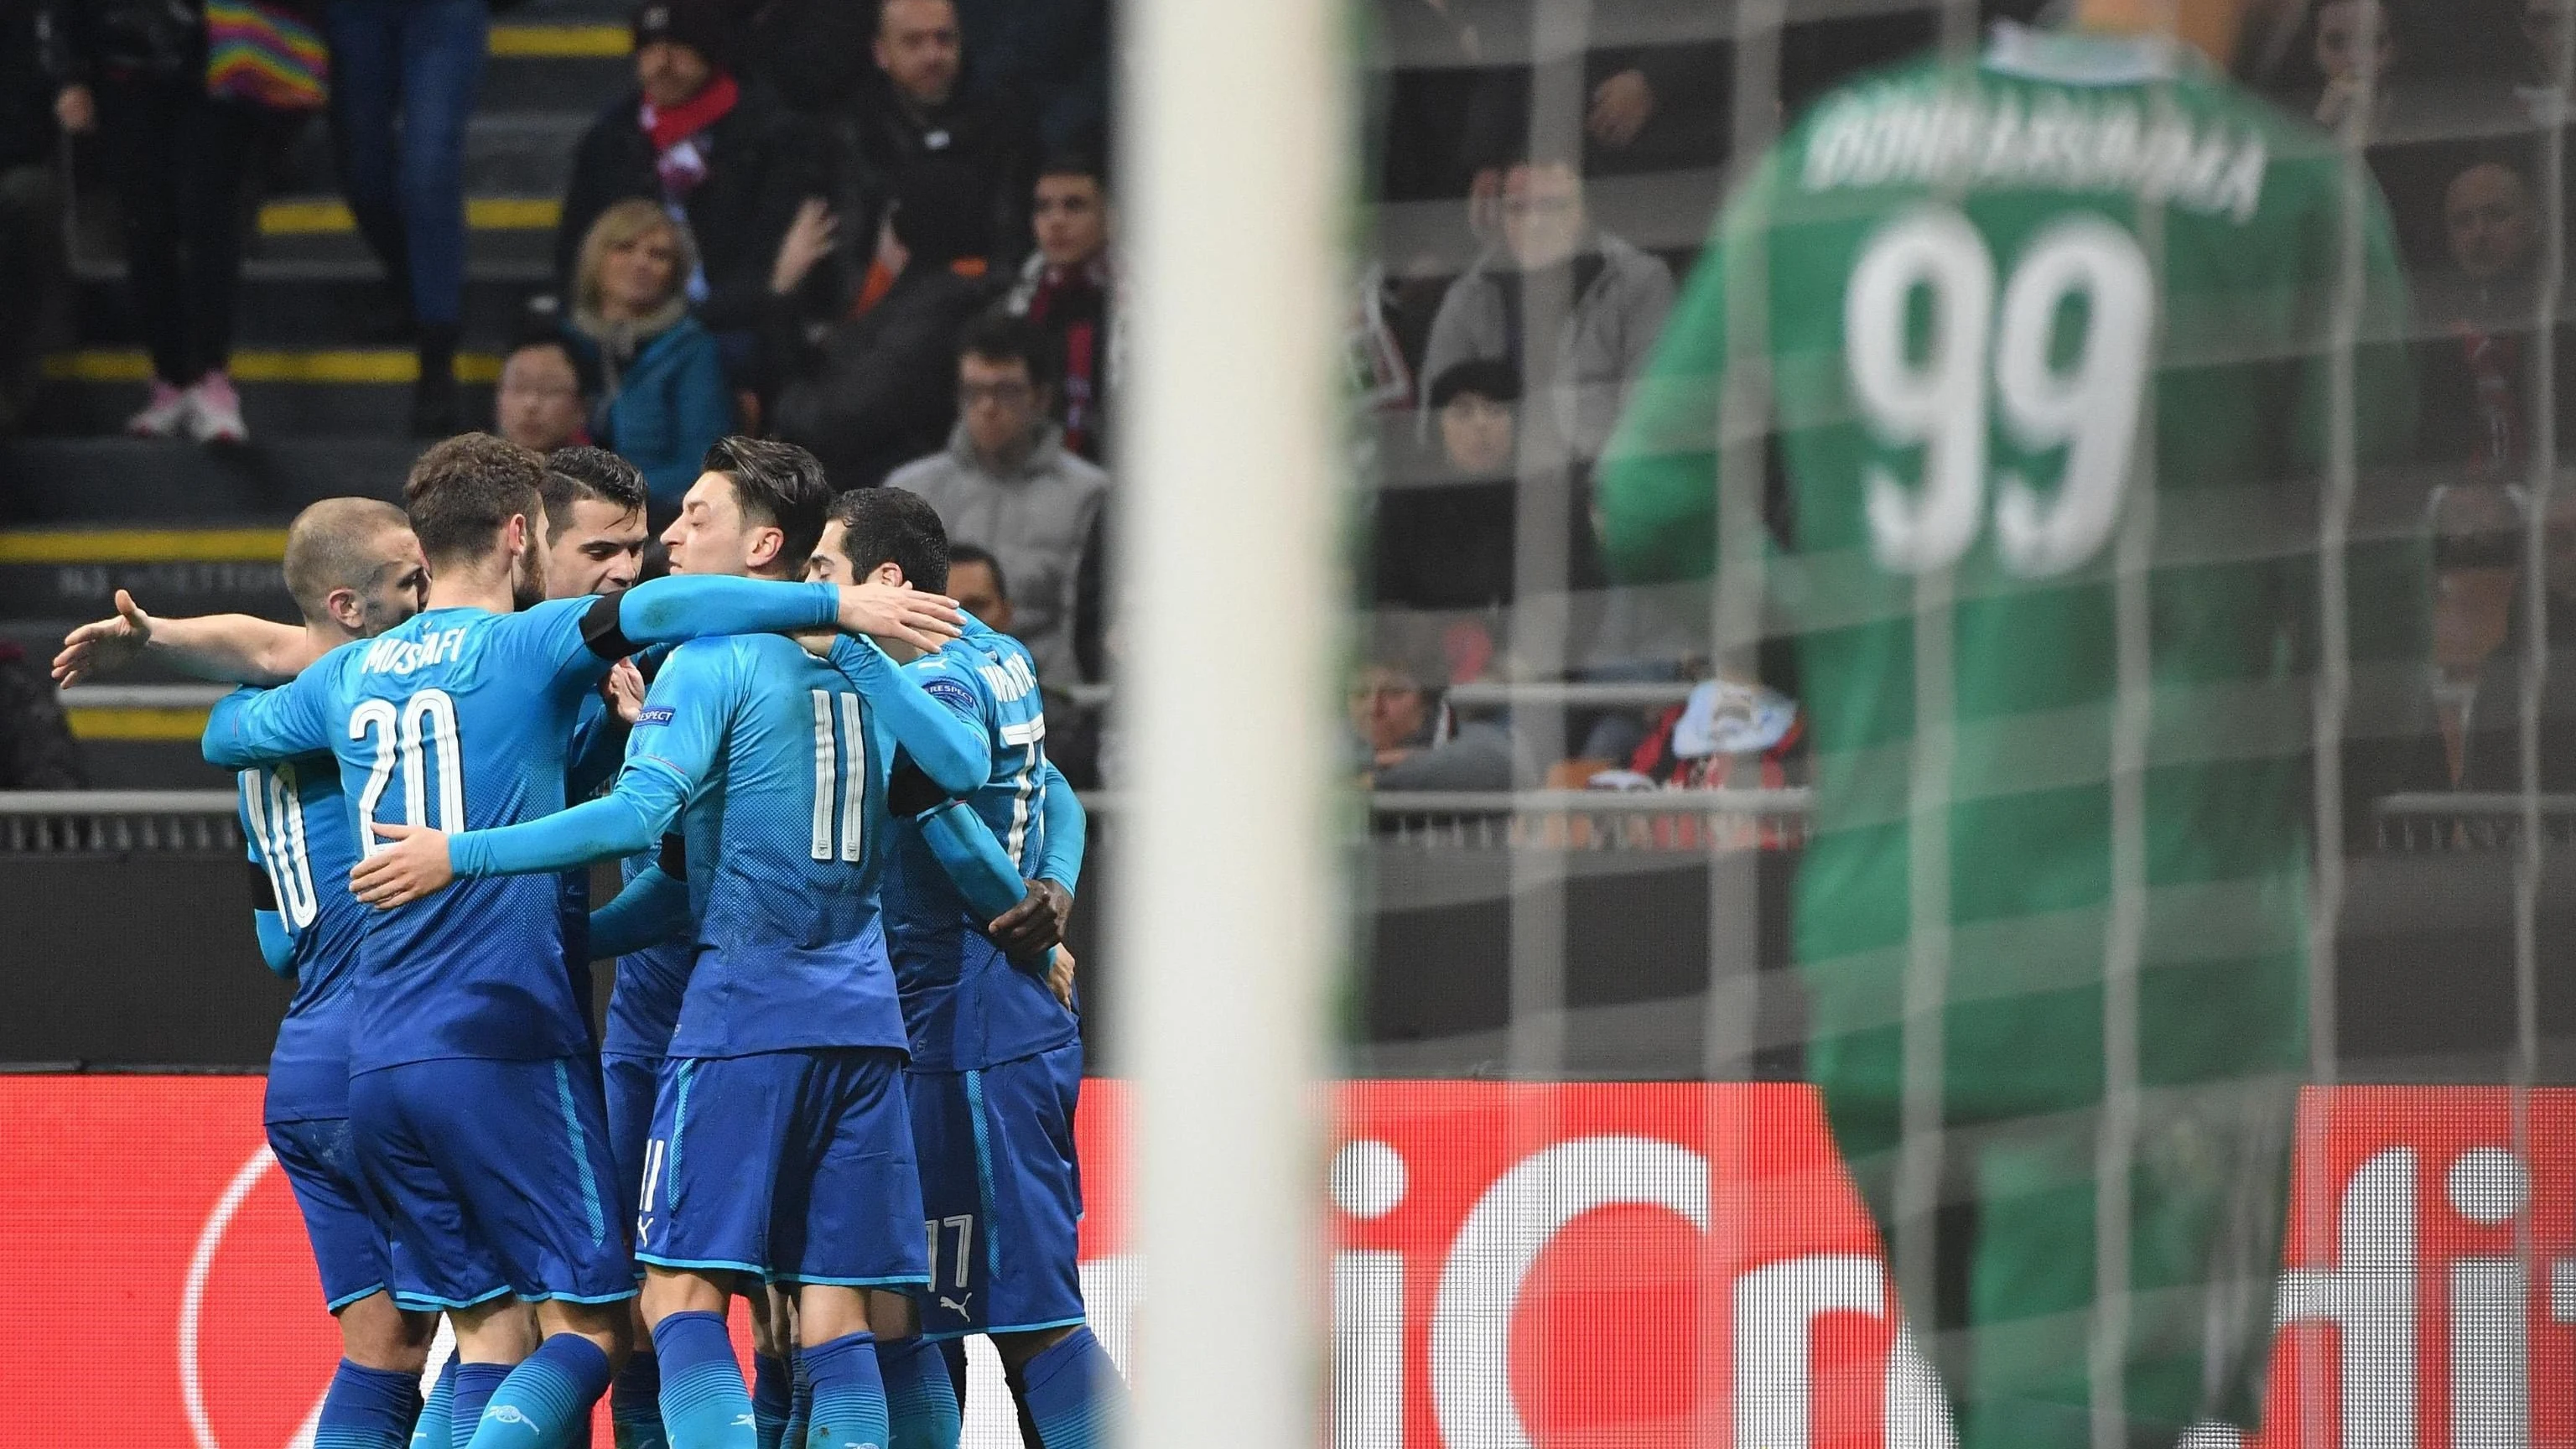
[886,618,1078,1070]
[235,738,370,1121]
[626,632,908,1058]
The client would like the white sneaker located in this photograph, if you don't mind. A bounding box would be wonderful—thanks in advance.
[125,382,193,439]
[184,373,248,445]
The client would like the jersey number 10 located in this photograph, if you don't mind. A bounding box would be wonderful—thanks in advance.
[1846,205,2153,579]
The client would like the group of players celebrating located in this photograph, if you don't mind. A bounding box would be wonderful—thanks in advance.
[55,435,1121,1449]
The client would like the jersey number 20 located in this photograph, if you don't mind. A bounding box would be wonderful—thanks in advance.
[350,689,464,850]
[1846,205,2153,579]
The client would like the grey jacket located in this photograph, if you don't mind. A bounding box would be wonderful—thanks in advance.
[887,421,1111,691]
[1418,230,1675,463]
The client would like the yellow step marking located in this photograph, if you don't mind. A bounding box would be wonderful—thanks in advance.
[66,708,212,741]
[489,23,631,56]
[259,196,560,234]
[44,350,504,384]
[0,528,289,564]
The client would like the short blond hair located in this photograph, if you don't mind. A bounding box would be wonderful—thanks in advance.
[574,199,697,316]
[283,497,411,624]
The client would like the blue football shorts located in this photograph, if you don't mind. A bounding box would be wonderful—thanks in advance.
[637,1046,929,1289]
[349,1054,636,1311]
[600,1050,665,1230]
[911,1039,1088,1340]
[265,1115,389,1312]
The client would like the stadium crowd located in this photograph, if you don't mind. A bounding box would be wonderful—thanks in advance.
[2,0,2574,799]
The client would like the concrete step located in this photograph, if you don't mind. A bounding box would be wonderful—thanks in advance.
[71,269,551,353]
[0,437,416,523]
[25,351,501,437]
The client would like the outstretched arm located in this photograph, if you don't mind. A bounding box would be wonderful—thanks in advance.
[588,860,694,958]
[824,636,988,796]
[56,590,315,687]
[601,575,966,655]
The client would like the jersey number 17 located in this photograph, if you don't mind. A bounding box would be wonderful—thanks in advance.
[1847,205,2154,579]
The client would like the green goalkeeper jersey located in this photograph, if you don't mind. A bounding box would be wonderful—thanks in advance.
[1597,23,2425,1116]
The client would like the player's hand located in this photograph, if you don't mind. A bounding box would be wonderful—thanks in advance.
[1587,69,1654,148]
[602,658,647,724]
[835,581,963,652]
[989,878,1072,959]
[52,589,154,686]
[350,823,456,908]
[1046,943,1077,1010]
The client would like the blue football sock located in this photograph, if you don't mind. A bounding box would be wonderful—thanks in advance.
[450,1363,512,1449]
[933,1342,965,1415]
[750,1354,792,1449]
[797,1332,886,1449]
[652,1311,758,1449]
[611,1348,667,1449]
[314,1359,423,1449]
[464,1335,613,1449]
[1015,1327,1124,1449]
[782,1360,810,1449]
[874,1337,960,1449]
[413,1353,460,1449]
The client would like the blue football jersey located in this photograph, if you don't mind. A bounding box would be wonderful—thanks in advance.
[886,620,1078,1071]
[206,600,626,1071]
[626,633,907,1058]
[236,741,370,1121]
[603,849,692,1058]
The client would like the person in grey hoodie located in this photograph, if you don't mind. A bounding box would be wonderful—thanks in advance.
[886,312,1109,699]
[1418,146,1675,465]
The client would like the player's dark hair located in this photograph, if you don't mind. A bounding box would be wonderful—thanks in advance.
[1036,148,1108,191]
[827,486,952,594]
[540,446,648,544]
[403,433,547,568]
[283,497,411,623]
[702,435,831,574]
[946,541,1008,602]
[957,311,1054,388]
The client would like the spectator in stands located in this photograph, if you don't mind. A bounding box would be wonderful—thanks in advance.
[2462,482,2576,791]
[1348,635,1514,792]
[1000,152,1117,460]
[1376,358,1516,612]
[887,314,1108,702]
[564,200,732,508]
[2428,483,2526,786]
[1419,148,1674,465]
[946,541,1012,632]
[770,159,1000,490]
[2418,154,2576,475]
[322,0,489,436]
[735,0,875,114]
[821,0,1038,278]
[40,0,257,444]
[556,0,821,354]
[953,0,1106,153]
[0,640,83,788]
[494,340,591,454]
[1457,4,1729,215]
[0,0,65,434]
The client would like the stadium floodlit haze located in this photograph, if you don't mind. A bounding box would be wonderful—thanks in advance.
[5,0,2576,1446]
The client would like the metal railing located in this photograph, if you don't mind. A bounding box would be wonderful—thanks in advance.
[2373,792,2576,852]
[0,791,242,854]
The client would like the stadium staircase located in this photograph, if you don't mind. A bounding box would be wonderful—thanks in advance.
[0,0,636,787]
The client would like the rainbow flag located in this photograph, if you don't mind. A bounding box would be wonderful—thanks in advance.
[205,0,327,111]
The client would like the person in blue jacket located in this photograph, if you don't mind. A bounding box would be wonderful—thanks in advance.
[566,198,735,510]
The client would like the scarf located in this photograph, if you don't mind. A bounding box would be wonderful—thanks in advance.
[1026,258,1109,455]
[639,72,740,202]
[570,294,690,401]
